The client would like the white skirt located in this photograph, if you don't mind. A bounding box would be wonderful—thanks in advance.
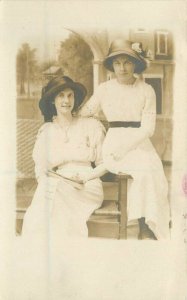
[102,128,170,239]
[22,164,103,239]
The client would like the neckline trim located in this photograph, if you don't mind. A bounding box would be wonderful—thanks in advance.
[114,77,140,87]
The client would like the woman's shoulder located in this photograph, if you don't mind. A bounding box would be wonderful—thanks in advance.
[97,79,116,90]
[137,79,155,96]
[37,122,53,135]
[137,78,153,89]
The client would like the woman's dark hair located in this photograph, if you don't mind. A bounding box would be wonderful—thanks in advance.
[40,89,81,122]
[39,76,87,122]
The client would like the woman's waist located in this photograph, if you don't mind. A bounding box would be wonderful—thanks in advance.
[108,121,141,128]
[56,161,92,172]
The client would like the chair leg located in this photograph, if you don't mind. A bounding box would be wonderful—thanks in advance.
[118,176,128,239]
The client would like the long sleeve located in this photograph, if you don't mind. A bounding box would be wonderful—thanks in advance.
[32,123,50,181]
[93,120,106,166]
[140,83,156,138]
[84,118,107,180]
[85,118,106,166]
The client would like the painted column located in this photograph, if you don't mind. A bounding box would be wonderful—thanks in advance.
[93,59,108,90]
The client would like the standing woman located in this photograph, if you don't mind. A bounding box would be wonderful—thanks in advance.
[79,39,170,240]
[22,76,105,239]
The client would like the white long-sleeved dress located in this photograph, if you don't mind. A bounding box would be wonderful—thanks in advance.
[22,117,105,238]
[80,78,170,239]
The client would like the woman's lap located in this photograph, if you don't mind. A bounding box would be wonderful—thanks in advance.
[22,175,103,237]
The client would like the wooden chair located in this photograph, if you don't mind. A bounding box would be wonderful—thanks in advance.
[87,173,133,239]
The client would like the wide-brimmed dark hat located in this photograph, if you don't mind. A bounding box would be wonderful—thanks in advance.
[39,76,87,122]
[103,39,147,74]
[39,75,87,107]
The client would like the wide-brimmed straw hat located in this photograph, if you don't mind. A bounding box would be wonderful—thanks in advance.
[103,39,147,74]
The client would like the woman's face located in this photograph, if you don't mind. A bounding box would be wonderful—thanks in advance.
[54,88,75,115]
[112,55,135,83]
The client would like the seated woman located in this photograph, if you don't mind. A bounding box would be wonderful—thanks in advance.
[22,76,106,239]
[79,39,170,240]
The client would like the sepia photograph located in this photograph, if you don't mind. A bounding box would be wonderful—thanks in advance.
[16,28,173,241]
[1,1,187,300]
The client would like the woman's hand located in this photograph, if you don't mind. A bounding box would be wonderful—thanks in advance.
[74,171,101,184]
[68,173,84,184]
[77,165,107,183]
[110,144,133,161]
[73,173,92,184]
[110,148,124,161]
[46,170,84,189]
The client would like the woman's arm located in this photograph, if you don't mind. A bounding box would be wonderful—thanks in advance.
[79,118,108,182]
[83,163,108,182]
[32,123,50,181]
[78,84,103,117]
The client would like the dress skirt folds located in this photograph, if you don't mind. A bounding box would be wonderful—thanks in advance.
[102,128,169,239]
[22,117,105,239]
[80,78,171,239]
[22,167,103,238]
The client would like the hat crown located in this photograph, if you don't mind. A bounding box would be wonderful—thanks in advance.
[108,39,133,56]
[44,76,73,95]
[103,38,147,74]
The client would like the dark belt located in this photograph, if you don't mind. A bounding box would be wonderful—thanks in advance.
[109,121,141,128]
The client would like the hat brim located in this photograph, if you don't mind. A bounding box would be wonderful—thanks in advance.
[103,50,147,73]
[39,81,87,109]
